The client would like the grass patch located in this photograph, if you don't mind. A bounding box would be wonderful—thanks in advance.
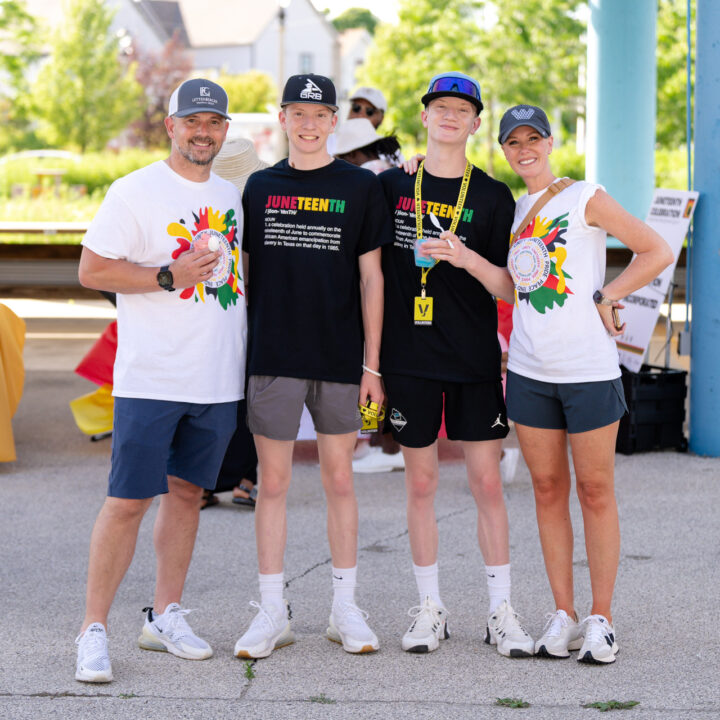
[309,693,336,704]
[243,660,255,680]
[583,700,640,712]
[496,697,531,708]
[118,692,137,699]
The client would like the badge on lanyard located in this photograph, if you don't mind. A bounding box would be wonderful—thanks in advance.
[413,160,472,326]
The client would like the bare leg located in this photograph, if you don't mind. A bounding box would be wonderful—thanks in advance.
[317,431,359,568]
[402,443,440,566]
[153,475,204,613]
[463,439,508,564]
[569,422,620,624]
[82,496,153,631]
[254,435,294,574]
[515,424,575,617]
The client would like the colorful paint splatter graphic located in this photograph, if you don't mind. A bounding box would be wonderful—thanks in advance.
[508,213,573,313]
[166,206,242,310]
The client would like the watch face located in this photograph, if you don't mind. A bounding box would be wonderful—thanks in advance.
[157,270,173,288]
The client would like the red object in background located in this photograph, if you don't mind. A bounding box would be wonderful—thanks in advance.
[497,298,514,345]
[75,321,118,386]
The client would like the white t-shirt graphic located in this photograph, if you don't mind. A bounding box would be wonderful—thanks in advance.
[83,161,247,403]
[507,180,621,383]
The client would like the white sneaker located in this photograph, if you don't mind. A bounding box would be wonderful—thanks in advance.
[500,448,520,483]
[75,623,113,683]
[578,614,618,664]
[234,600,295,659]
[138,603,212,660]
[485,600,534,658]
[327,601,379,653]
[401,596,449,653]
[535,609,583,658]
[352,447,405,474]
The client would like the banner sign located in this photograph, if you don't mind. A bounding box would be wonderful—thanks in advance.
[615,189,698,373]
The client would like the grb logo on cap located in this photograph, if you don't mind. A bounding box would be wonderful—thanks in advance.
[300,79,322,102]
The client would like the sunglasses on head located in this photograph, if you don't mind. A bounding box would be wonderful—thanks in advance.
[351,103,379,117]
[427,76,481,101]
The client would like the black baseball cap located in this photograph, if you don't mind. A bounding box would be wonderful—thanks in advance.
[498,105,551,144]
[168,79,231,120]
[281,74,338,111]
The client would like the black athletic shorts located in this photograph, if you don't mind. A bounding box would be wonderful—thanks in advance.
[383,373,509,448]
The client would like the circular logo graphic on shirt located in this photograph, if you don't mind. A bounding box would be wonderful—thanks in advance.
[193,228,232,288]
[508,236,551,293]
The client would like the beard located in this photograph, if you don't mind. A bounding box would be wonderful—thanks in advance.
[177,137,219,166]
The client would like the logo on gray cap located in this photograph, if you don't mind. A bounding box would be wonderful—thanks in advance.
[511,107,535,120]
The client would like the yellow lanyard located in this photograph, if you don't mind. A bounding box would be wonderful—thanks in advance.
[414,160,473,292]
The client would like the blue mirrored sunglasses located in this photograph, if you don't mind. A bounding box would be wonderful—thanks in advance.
[427,76,481,100]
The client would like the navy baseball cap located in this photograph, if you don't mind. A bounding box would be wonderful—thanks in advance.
[421,71,483,113]
[168,79,231,120]
[281,74,338,111]
[498,105,551,144]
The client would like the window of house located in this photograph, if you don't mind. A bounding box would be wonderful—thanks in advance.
[299,53,313,73]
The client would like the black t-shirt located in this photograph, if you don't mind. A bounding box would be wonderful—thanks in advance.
[243,158,393,384]
[379,165,515,383]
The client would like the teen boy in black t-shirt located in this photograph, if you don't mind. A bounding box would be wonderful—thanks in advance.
[379,72,534,657]
[234,74,393,659]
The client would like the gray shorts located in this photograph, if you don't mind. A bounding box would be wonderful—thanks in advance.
[247,375,362,441]
[506,371,627,434]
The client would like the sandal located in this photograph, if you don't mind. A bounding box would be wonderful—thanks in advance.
[232,482,257,508]
[201,490,219,510]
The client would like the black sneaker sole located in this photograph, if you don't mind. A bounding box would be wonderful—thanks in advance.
[509,648,534,658]
[578,650,616,664]
[405,645,430,653]
[536,645,570,659]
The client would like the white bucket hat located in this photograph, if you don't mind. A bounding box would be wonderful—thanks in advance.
[212,137,268,193]
[333,118,382,156]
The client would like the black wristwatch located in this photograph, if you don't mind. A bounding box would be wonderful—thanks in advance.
[157,265,175,292]
[593,290,614,306]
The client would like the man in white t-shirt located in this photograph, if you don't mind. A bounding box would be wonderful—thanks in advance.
[73,79,247,683]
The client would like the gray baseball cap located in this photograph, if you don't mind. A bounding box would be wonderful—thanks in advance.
[168,78,231,120]
[498,104,551,144]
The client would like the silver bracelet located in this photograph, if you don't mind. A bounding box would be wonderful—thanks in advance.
[362,364,382,378]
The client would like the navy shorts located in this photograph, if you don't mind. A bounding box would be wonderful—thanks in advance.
[108,398,238,499]
[506,371,627,434]
[383,373,509,448]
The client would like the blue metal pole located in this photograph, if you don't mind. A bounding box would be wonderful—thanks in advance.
[690,0,720,456]
[586,0,657,221]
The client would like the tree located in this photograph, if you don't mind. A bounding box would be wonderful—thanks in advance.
[332,7,379,35]
[29,0,143,152]
[656,0,694,148]
[125,32,193,148]
[217,71,277,114]
[0,0,42,151]
[360,0,584,172]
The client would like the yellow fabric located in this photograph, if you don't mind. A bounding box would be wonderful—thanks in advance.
[69,383,114,436]
[0,304,26,462]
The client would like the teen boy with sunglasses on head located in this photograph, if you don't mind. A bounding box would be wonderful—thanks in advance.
[378,71,534,657]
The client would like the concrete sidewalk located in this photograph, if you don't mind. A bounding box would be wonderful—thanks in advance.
[0,305,718,719]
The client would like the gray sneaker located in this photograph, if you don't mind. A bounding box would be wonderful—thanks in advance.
[75,623,113,683]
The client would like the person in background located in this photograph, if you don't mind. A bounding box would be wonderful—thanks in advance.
[499,104,672,664]
[347,86,386,129]
[74,79,246,683]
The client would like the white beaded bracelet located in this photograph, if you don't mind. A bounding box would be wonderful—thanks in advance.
[362,364,382,378]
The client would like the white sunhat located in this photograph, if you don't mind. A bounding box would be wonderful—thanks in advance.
[333,118,382,156]
[211,137,269,193]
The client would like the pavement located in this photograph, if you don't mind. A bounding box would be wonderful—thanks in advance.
[1,295,718,719]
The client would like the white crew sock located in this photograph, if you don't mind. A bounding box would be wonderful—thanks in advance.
[258,572,285,612]
[332,565,357,608]
[413,562,443,607]
[485,563,511,612]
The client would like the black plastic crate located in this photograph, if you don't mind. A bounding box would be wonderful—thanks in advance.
[616,364,688,455]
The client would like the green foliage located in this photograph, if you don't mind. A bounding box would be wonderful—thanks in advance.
[29,0,144,153]
[496,697,531,708]
[332,7,379,35]
[0,148,165,197]
[360,0,584,172]
[243,660,255,680]
[309,693,336,704]
[218,71,277,114]
[657,0,694,147]
[583,700,640,712]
